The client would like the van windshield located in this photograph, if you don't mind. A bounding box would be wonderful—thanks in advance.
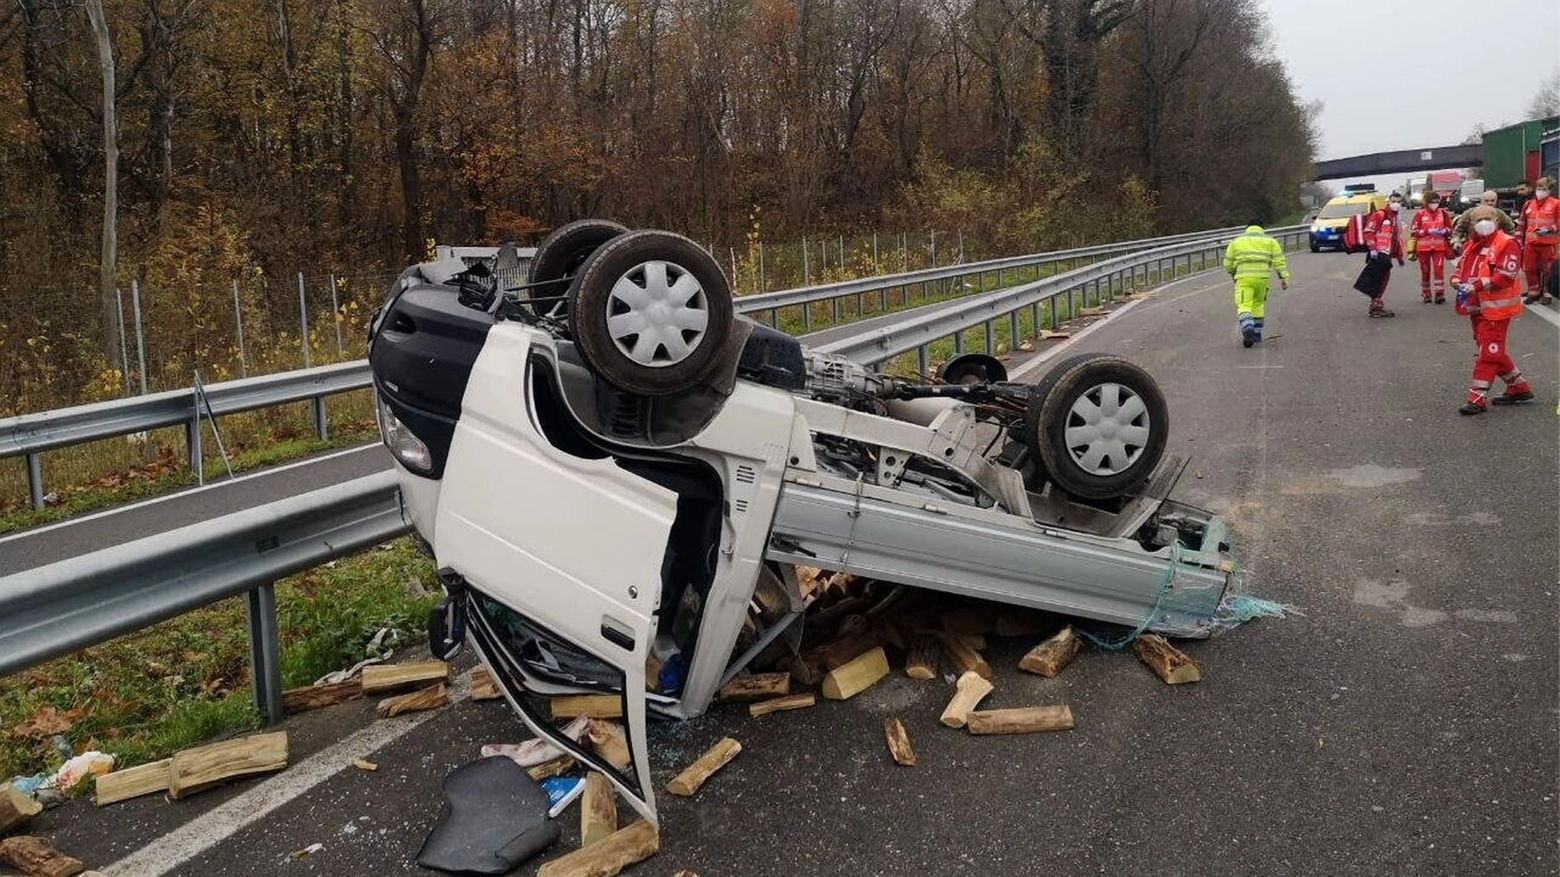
[1318,202,1370,220]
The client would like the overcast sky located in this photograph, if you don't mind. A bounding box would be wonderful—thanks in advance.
[1259,0,1560,192]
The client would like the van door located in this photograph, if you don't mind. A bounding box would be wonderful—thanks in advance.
[433,326,670,824]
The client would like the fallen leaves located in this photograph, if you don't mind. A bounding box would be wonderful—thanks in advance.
[11,706,84,739]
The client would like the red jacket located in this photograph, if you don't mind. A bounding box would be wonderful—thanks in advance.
[1410,207,1453,253]
[1363,208,1404,257]
[1518,197,1560,249]
[1451,230,1523,319]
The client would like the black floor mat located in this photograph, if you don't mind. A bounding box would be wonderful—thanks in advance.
[417,756,560,875]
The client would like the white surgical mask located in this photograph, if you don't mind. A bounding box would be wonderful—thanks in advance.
[1538,190,1551,200]
[1389,200,1402,210]
[1474,219,1497,237]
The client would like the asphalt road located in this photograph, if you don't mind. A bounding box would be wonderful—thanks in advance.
[19,250,1558,877]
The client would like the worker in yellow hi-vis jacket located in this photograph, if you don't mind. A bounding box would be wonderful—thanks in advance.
[1223,223,1290,348]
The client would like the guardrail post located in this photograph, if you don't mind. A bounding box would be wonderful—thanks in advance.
[26,454,44,511]
[187,402,204,486]
[313,397,329,441]
[1007,312,1019,351]
[983,321,995,354]
[802,302,812,331]
[246,582,285,725]
[831,296,839,325]
[916,345,929,377]
[953,327,965,354]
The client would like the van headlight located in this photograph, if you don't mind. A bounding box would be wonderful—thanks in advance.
[375,394,433,474]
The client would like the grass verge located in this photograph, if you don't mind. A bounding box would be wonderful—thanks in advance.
[0,537,437,782]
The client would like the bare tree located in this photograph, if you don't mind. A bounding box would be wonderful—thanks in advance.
[1528,70,1560,119]
[83,0,119,359]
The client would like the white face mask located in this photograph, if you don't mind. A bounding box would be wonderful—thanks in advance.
[1388,201,1402,211]
[1538,190,1551,200]
[1474,219,1497,237]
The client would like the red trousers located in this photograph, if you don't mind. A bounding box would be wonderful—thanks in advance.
[1523,244,1555,297]
[1468,316,1530,404]
[1418,250,1447,298]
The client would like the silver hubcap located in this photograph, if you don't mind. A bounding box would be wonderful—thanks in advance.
[605,260,710,368]
[1063,382,1150,475]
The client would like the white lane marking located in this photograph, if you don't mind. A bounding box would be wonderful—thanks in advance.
[0,443,385,545]
[1007,270,1228,381]
[1523,303,1560,329]
[106,674,471,877]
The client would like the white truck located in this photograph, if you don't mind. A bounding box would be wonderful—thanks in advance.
[367,221,1245,825]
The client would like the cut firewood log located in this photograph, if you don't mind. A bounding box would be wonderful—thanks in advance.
[822,571,857,600]
[360,660,449,694]
[939,671,994,729]
[995,610,1051,639]
[1132,634,1203,685]
[581,772,618,848]
[93,758,171,806]
[536,820,658,877]
[793,566,828,602]
[904,633,941,680]
[748,693,816,717]
[937,633,992,679]
[804,597,872,643]
[957,633,987,651]
[376,683,448,718]
[1,782,42,828]
[864,584,907,619]
[665,738,742,797]
[1039,329,1071,340]
[1018,625,1082,678]
[527,755,576,782]
[0,836,85,877]
[588,720,631,770]
[551,694,623,719]
[883,718,916,766]
[717,673,791,702]
[791,630,880,687]
[167,731,288,800]
[966,705,1075,735]
[281,680,363,713]
[1078,306,1105,317]
[469,668,501,701]
[820,647,890,700]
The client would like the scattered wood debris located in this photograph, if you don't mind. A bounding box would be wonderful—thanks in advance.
[166,731,288,801]
[281,680,363,713]
[360,660,449,694]
[94,758,172,806]
[966,705,1075,735]
[717,673,791,702]
[552,694,624,719]
[353,759,379,772]
[821,647,889,700]
[883,718,916,766]
[0,835,85,877]
[748,694,815,717]
[1078,306,1105,317]
[1039,329,1072,340]
[527,756,577,782]
[588,720,631,770]
[376,683,448,718]
[936,632,992,679]
[939,671,994,729]
[537,820,658,877]
[1,782,43,830]
[1132,634,1203,684]
[903,633,940,680]
[666,738,742,797]
[470,668,502,701]
[1018,625,1082,678]
[581,773,617,848]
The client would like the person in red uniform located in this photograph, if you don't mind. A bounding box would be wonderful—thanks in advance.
[1409,192,1454,304]
[1517,175,1558,304]
[1450,206,1534,414]
[1362,194,1406,317]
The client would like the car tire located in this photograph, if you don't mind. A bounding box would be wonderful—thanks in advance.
[567,230,734,396]
[938,353,1008,385]
[1015,351,1119,486]
[1030,355,1169,500]
[526,219,629,317]
[1310,243,1320,253]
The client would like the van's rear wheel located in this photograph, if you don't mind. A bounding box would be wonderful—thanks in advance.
[1028,355,1168,500]
[526,219,629,318]
[567,231,734,396]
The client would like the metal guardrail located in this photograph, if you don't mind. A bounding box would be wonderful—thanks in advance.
[817,226,1308,370]
[1,361,373,511]
[0,472,408,722]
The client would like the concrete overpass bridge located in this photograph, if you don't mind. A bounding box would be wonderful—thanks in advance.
[1313,143,1482,181]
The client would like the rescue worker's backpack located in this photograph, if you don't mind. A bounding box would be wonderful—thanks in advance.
[1344,214,1367,253]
